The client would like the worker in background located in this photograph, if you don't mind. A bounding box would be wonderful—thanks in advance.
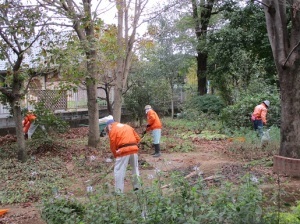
[251,100,270,137]
[143,105,162,157]
[106,116,141,193]
[22,110,37,139]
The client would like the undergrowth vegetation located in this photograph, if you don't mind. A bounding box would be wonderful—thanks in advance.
[0,156,69,204]
[41,172,297,224]
[0,114,296,224]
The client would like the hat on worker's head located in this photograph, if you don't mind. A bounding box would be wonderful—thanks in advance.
[144,105,152,110]
[106,115,115,126]
[263,100,270,108]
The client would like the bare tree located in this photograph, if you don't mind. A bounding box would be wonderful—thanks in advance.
[262,0,300,158]
[113,0,149,122]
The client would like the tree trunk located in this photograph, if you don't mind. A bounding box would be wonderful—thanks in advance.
[82,0,100,147]
[113,80,123,122]
[197,52,207,95]
[279,67,300,158]
[262,0,300,158]
[113,0,124,122]
[12,100,27,162]
[85,46,100,147]
[191,0,214,96]
[86,79,100,147]
[170,80,174,119]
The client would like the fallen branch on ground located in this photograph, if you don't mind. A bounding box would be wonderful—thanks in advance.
[161,172,221,189]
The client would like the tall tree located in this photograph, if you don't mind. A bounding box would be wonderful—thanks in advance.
[189,0,238,95]
[207,3,276,105]
[113,0,149,122]
[160,0,238,95]
[0,0,49,162]
[39,0,107,147]
[191,0,213,95]
[147,18,189,118]
[261,0,300,158]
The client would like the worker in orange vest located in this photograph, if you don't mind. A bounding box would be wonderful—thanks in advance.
[251,100,270,137]
[106,117,141,193]
[22,110,37,139]
[143,105,162,157]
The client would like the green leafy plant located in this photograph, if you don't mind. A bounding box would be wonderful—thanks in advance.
[41,172,266,224]
[220,92,280,130]
[41,197,85,224]
[31,101,70,136]
[264,201,300,224]
[183,94,225,116]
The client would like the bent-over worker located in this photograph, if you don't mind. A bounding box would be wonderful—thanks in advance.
[106,117,141,193]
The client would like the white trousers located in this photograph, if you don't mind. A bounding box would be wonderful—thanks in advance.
[114,154,140,193]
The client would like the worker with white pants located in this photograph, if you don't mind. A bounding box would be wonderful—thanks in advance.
[106,117,141,193]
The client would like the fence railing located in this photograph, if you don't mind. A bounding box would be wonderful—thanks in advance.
[0,86,185,116]
[0,88,109,116]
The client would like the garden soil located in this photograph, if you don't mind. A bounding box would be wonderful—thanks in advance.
[1,128,300,224]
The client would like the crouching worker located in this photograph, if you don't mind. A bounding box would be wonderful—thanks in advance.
[106,117,141,193]
[22,110,37,139]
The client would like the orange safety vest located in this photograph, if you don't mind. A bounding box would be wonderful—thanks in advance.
[252,103,268,124]
[146,109,162,131]
[22,113,37,134]
[108,122,141,158]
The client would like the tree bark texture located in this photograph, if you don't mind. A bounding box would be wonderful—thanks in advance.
[13,101,27,162]
[191,0,214,95]
[263,0,300,158]
[197,52,208,95]
[113,0,125,122]
[11,64,27,162]
[83,0,100,147]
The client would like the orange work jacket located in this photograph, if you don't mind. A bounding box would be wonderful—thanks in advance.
[146,109,162,131]
[252,103,268,124]
[22,113,37,134]
[108,122,141,158]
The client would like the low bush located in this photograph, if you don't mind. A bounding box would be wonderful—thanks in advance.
[264,201,300,224]
[41,198,85,224]
[220,93,280,130]
[182,94,225,116]
[31,102,70,136]
[41,173,266,224]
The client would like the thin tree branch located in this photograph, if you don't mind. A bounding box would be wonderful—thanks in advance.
[283,40,300,68]
[253,0,270,8]
[0,28,20,55]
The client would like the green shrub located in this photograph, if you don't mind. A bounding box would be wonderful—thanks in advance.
[183,94,225,116]
[41,173,265,224]
[264,201,300,224]
[220,93,280,130]
[41,198,85,224]
[31,102,70,136]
